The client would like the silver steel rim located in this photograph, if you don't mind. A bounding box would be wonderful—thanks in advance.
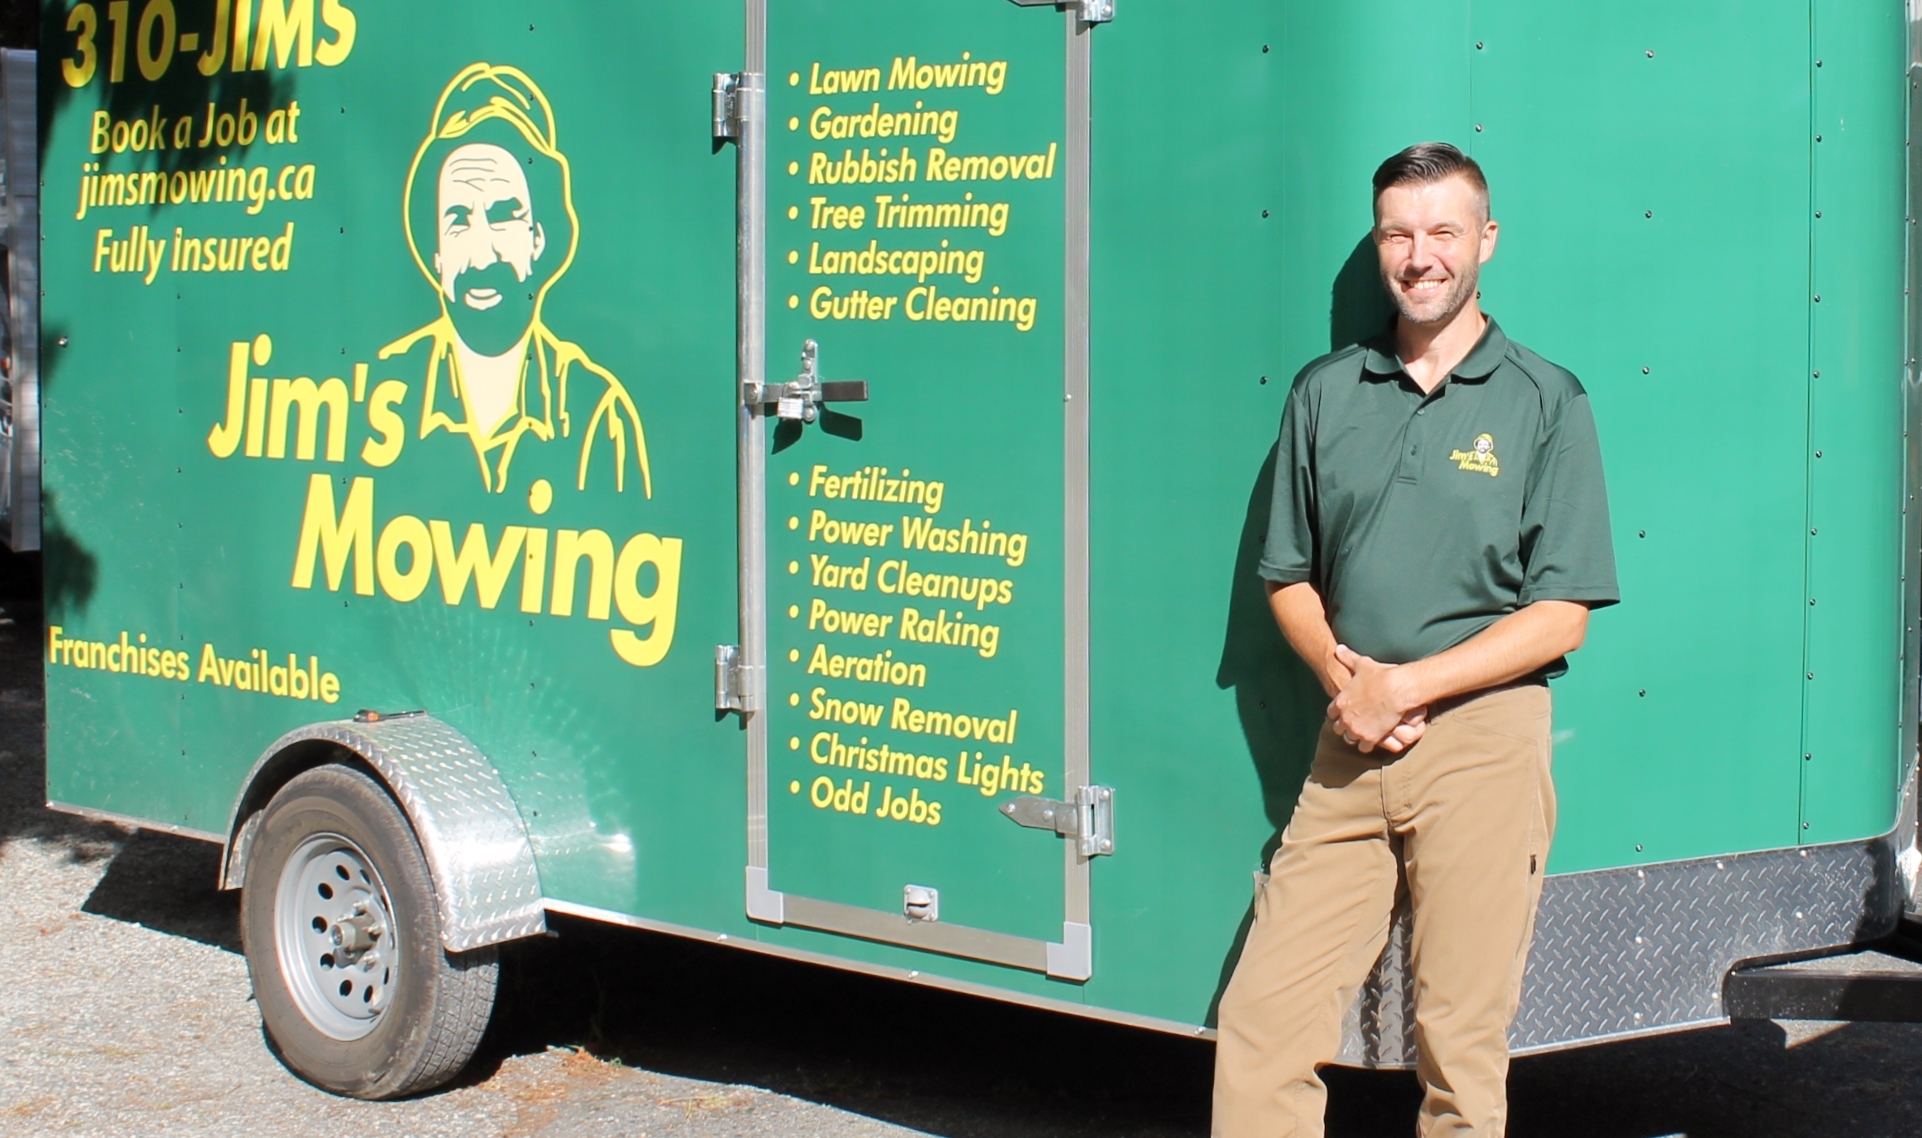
[274,833,397,1041]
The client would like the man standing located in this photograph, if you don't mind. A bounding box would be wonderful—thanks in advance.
[1212,143,1618,1136]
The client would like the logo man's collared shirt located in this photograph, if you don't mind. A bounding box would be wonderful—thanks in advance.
[1259,318,1619,675]
[380,314,650,496]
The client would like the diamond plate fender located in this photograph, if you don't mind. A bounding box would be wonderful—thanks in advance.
[1336,831,1902,1067]
[220,715,547,953]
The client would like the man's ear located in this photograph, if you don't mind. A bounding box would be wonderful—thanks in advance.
[1478,219,1500,265]
[530,222,546,263]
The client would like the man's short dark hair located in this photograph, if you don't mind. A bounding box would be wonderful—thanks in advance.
[1372,142,1489,219]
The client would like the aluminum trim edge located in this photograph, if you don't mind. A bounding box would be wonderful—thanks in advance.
[1336,832,1901,1067]
[221,715,547,953]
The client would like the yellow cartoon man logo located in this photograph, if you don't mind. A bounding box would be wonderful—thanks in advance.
[1449,433,1500,476]
[380,63,649,496]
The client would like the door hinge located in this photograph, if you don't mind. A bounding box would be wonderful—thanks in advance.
[1001,784,1115,857]
[715,644,762,712]
[1006,0,1115,22]
[712,72,748,144]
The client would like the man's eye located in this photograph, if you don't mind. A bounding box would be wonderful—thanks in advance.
[485,197,527,226]
[443,206,472,231]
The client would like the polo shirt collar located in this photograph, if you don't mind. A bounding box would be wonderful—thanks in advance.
[1359,316,1509,384]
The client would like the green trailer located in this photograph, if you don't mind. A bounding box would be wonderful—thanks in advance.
[35,0,1922,1098]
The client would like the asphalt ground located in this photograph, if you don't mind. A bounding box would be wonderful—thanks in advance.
[3,556,1922,1136]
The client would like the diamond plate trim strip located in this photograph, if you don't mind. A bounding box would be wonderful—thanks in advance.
[1336,834,1901,1067]
[231,716,547,953]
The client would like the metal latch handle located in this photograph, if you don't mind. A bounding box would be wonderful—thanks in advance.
[745,339,869,423]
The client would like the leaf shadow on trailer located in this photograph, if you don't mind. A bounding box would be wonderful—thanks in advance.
[1204,236,1401,1024]
[37,316,99,621]
[37,0,296,183]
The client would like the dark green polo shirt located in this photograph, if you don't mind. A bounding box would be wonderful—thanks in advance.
[1259,318,1618,676]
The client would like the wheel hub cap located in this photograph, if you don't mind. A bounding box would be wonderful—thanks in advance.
[274,834,399,1041]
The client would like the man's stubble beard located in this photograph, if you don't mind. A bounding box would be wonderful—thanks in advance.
[1383,258,1480,329]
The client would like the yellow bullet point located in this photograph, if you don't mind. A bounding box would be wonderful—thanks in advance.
[787,560,799,574]
[787,471,800,485]
[788,692,800,706]
[788,205,799,220]
[788,604,799,618]
[787,160,799,176]
[788,515,799,530]
[788,115,799,130]
[787,250,800,265]
[790,780,801,793]
[788,72,800,86]
[788,648,800,662]
[789,736,801,750]
[788,294,799,309]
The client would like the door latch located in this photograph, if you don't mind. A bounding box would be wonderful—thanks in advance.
[745,339,868,422]
[1001,784,1115,857]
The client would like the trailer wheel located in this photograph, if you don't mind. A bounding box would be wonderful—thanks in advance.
[240,764,498,1099]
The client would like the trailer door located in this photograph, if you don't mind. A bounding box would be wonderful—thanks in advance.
[728,0,1106,979]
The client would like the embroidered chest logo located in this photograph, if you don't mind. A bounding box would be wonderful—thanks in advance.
[1449,433,1500,477]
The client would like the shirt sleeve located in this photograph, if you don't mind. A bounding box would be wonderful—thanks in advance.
[1519,390,1620,606]
[1257,382,1317,586]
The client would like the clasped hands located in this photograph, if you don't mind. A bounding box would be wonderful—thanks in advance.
[1326,644,1428,754]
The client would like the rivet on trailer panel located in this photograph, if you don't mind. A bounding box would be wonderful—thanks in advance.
[1642,366,1650,374]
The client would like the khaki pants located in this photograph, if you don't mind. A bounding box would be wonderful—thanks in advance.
[1212,684,1554,1138]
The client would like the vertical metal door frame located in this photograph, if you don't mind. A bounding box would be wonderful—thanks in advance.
[739,2,1099,981]
[1896,6,1922,917]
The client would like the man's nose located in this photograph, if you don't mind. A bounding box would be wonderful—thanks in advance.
[1406,232,1438,268]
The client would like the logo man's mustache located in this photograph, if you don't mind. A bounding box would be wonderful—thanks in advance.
[452,260,525,298]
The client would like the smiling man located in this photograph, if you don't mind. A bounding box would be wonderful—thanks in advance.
[381,63,649,497]
[1212,144,1618,1136]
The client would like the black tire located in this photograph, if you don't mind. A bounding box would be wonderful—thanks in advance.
[240,764,497,1099]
